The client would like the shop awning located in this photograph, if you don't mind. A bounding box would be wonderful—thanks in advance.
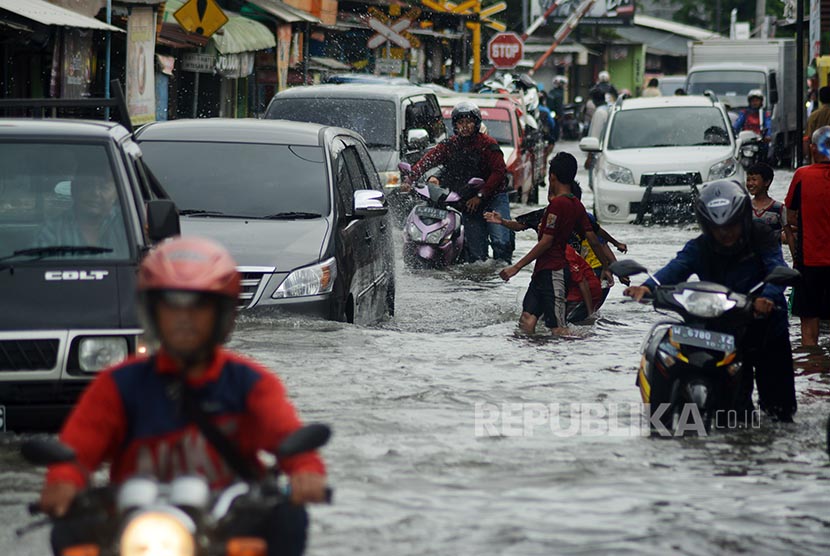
[308,56,351,71]
[157,21,209,49]
[0,0,122,32]
[245,0,319,24]
[613,26,688,57]
[163,0,276,54]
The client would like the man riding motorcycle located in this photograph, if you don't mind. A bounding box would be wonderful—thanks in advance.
[624,180,797,422]
[38,236,328,555]
[733,89,772,145]
[406,101,512,263]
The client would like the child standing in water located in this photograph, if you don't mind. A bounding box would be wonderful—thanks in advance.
[745,162,796,259]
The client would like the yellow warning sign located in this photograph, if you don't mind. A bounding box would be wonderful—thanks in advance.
[174,0,228,38]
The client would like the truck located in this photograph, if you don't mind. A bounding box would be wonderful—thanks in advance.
[0,90,180,432]
[686,39,798,167]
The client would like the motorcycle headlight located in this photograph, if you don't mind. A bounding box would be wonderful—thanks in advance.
[708,157,738,180]
[120,510,195,556]
[672,290,736,318]
[272,258,337,299]
[78,337,128,372]
[603,161,635,184]
[407,222,422,241]
[425,227,447,245]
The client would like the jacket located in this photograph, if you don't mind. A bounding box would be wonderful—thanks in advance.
[409,132,506,198]
[47,348,325,489]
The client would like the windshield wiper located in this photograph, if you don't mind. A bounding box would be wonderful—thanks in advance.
[260,212,323,220]
[0,246,113,272]
[179,209,256,219]
[0,246,112,262]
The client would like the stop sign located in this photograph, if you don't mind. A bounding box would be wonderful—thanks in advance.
[487,32,524,69]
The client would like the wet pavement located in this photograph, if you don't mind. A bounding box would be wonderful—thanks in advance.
[2,140,828,555]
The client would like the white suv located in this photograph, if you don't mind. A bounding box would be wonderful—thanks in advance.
[579,95,742,223]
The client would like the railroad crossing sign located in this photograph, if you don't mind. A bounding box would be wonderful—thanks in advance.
[366,7,421,49]
[421,0,507,31]
[487,32,523,69]
[174,0,228,38]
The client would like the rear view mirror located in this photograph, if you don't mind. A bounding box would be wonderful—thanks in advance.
[406,128,429,151]
[353,189,388,217]
[763,266,800,287]
[738,130,757,144]
[147,199,180,242]
[277,424,331,459]
[468,177,485,187]
[21,439,77,465]
[398,162,412,174]
[579,137,601,152]
[609,259,648,278]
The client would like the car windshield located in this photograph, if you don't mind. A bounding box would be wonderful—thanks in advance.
[0,143,130,261]
[607,107,731,150]
[140,142,329,217]
[658,78,686,96]
[266,98,398,150]
[686,71,766,107]
[443,114,514,146]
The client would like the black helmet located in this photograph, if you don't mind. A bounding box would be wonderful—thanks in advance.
[694,179,752,253]
[451,101,482,134]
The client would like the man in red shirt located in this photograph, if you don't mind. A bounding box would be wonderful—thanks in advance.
[39,237,327,555]
[497,152,610,335]
[565,245,604,322]
[785,125,830,346]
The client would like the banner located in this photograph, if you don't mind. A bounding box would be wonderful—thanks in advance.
[547,0,635,26]
[62,29,93,98]
[126,7,156,125]
[277,24,291,91]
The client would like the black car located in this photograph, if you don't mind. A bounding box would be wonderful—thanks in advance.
[136,119,395,324]
[0,119,179,431]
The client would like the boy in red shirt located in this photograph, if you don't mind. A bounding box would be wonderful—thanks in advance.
[494,153,610,335]
[565,245,604,322]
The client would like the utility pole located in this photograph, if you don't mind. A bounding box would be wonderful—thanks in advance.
[755,0,767,37]
[797,0,805,166]
[716,0,722,34]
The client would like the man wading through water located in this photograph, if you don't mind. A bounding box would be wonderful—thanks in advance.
[492,152,611,335]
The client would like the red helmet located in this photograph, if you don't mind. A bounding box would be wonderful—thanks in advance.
[138,236,240,299]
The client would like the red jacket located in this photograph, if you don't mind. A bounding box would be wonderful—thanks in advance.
[47,348,325,489]
[410,132,507,198]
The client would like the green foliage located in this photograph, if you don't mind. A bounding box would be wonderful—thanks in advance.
[672,0,794,34]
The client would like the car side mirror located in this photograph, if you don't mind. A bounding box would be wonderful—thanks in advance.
[406,128,430,151]
[579,137,601,152]
[353,189,388,217]
[763,266,800,287]
[609,259,648,279]
[147,199,180,242]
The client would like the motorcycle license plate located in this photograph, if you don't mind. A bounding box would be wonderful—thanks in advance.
[671,325,735,352]
[415,206,448,220]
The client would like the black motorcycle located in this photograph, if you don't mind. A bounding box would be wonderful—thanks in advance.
[737,130,767,168]
[611,260,800,436]
[18,424,332,555]
[559,96,584,140]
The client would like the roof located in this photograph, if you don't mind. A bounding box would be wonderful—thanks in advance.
[614,25,689,57]
[633,14,722,41]
[436,95,514,110]
[0,119,126,140]
[0,0,122,32]
[274,84,437,101]
[134,118,354,147]
[244,0,319,23]
[617,95,721,110]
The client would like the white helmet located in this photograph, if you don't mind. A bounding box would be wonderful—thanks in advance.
[747,89,764,103]
[598,70,610,82]
[552,75,568,87]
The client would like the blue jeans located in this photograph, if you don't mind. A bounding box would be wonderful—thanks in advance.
[463,192,514,263]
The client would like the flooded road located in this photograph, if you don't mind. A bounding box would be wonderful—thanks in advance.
[3,141,828,555]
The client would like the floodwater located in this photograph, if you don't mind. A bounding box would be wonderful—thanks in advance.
[2,141,828,555]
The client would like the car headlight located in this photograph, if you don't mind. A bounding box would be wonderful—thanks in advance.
[603,161,635,184]
[425,227,446,244]
[407,222,422,241]
[79,337,128,372]
[272,258,337,299]
[672,290,736,318]
[120,510,195,556]
[708,157,738,180]
[380,171,400,189]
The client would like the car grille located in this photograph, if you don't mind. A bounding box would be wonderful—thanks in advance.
[0,339,60,371]
[237,267,274,309]
[640,172,702,187]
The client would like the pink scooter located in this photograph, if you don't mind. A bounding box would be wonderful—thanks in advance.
[398,163,483,267]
